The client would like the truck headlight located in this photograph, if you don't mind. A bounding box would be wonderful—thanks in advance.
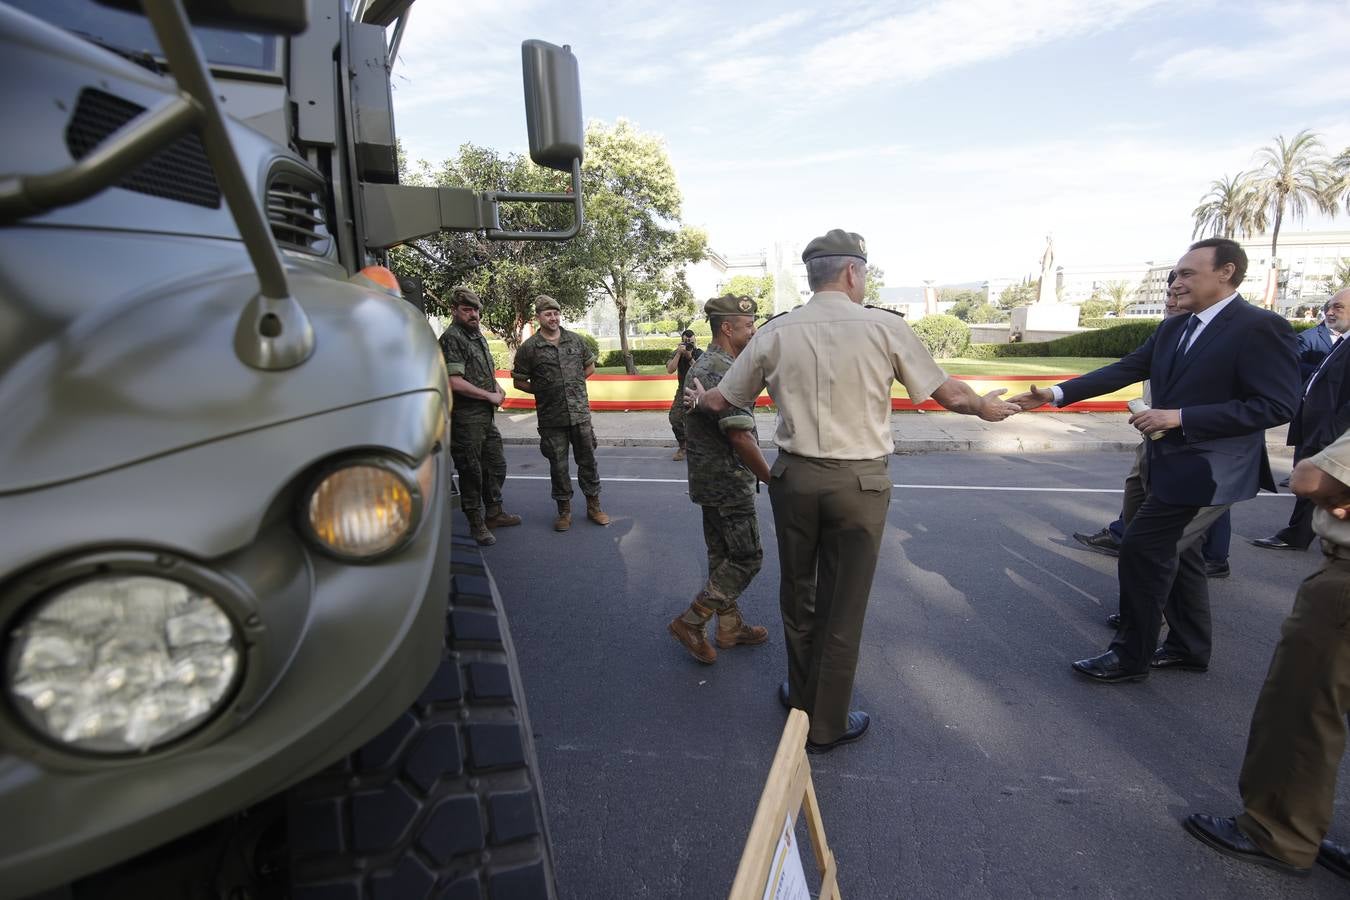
[6,575,241,754]
[303,455,433,561]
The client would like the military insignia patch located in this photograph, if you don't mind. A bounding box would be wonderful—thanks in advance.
[858,238,867,255]
[739,299,753,312]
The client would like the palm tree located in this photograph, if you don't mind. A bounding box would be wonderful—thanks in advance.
[1191,172,1262,239]
[1103,280,1138,317]
[1247,130,1337,258]
[1332,146,1350,216]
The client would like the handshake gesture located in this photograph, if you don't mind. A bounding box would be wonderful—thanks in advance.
[1008,385,1055,411]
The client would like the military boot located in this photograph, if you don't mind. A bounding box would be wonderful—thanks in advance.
[667,593,717,664]
[466,510,495,546]
[484,504,522,528]
[585,494,611,526]
[553,499,572,532]
[716,603,769,649]
[672,445,686,461]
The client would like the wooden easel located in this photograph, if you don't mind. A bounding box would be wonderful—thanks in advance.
[729,709,840,899]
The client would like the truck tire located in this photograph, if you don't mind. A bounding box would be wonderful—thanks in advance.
[286,533,558,899]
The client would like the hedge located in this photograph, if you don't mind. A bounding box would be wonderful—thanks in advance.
[911,314,970,358]
[600,346,681,367]
[1080,317,1159,330]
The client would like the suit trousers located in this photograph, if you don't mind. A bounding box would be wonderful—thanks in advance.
[1236,554,1350,866]
[1277,497,1317,550]
[1108,443,1231,561]
[1112,496,1231,670]
[769,453,891,745]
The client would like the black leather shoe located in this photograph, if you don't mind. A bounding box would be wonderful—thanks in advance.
[1183,814,1311,876]
[1251,536,1303,551]
[806,711,869,754]
[1151,648,1208,672]
[778,680,790,710]
[1106,612,1122,628]
[1204,560,1231,578]
[1319,838,1350,881]
[1071,650,1147,683]
[1072,528,1121,557]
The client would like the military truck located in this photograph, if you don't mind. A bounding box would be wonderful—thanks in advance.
[0,1,581,896]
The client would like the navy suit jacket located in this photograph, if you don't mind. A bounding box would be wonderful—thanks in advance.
[1058,297,1299,507]
[1288,336,1350,458]
[1297,322,1336,383]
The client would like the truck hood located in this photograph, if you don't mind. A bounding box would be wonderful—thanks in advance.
[0,228,446,494]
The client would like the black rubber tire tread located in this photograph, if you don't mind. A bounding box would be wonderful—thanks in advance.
[286,531,559,899]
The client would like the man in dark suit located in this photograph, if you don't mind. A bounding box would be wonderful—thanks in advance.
[1295,296,1346,383]
[1012,238,1300,682]
[1253,288,1350,551]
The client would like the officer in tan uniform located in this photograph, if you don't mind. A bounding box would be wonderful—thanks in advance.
[686,229,1021,752]
[668,294,771,664]
[1185,428,1350,881]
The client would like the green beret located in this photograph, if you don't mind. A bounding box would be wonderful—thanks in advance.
[451,286,482,309]
[801,229,867,263]
[704,294,757,317]
[534,294,561,313]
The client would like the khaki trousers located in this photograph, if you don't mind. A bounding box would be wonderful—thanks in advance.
[1236,552,1350,866]
[768,452,891,744]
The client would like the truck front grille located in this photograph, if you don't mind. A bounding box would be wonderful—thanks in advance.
[65,88,221,209]
[267,174,330,255]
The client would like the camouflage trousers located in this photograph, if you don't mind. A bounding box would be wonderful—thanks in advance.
[450,418,507,516]
[668,383,686,447]
[538,423,601,501]
[700,497,764,609]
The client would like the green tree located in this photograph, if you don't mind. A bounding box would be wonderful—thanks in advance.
[1077,296,1112,321]
[1248,130,1337,258]
[997,281,1036,309]
[1332,147,1350,215]
[722,274,775,304]
[864,264,885,304]
[1322,257,1350,295]
[390,144,586,349]
[569,119,706,374]
[1102,280,1139,317]
[1192,171,1264,239]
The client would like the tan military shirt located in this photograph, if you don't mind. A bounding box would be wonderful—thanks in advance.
[1310,430,1350,548]
[717,291,947,459]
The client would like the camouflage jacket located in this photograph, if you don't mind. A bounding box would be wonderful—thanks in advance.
[685,345,758,507]
[512,329,596,427]
[439,321,498,424]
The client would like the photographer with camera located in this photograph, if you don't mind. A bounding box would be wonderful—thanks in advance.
[667,328,703,461]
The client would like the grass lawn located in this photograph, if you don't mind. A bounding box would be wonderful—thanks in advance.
[593,357,1119,377]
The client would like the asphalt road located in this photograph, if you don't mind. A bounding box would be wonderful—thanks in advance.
[484,447,1348,899]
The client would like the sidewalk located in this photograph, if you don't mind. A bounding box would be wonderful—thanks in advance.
[495,409,1294,456]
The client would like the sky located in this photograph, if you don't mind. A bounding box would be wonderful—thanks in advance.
[388,0,1350,286]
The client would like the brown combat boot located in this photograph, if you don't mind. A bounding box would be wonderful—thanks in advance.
[668,593,717,664]
[672,446,686,461]
[466,511,495,546]
[484,504,522,528]
[716,603,769,649]
[585,495,611,526]
[553,499,572,532]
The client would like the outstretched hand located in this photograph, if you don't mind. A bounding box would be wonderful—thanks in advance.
[978,388,1022,422]
[1008,384,1054,411]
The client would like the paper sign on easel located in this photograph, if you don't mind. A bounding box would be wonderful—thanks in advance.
[731,709,840,900]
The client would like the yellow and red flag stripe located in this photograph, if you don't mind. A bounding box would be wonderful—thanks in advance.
[495,372,1140,412]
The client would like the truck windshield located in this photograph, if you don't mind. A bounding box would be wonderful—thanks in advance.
[11,0,277,73]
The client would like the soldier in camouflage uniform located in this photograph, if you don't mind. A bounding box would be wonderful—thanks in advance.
[512,294,610,531]
[439,286,520,546]
[667,294,771,663]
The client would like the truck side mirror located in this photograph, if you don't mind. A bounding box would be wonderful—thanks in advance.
[521,40,583,172]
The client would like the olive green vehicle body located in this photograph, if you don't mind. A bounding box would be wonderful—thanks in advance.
[0,2,581,895]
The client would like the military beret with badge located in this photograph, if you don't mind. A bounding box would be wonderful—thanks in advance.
[801,229,867,262]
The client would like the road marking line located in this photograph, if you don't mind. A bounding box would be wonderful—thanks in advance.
[505,474,1295,497]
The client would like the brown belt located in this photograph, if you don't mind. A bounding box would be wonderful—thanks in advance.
[1320,540,1350,560]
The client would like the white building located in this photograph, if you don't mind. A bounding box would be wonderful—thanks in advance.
[685,243,811,314]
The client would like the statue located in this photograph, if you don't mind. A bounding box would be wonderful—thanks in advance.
[1036,234,1056,305]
